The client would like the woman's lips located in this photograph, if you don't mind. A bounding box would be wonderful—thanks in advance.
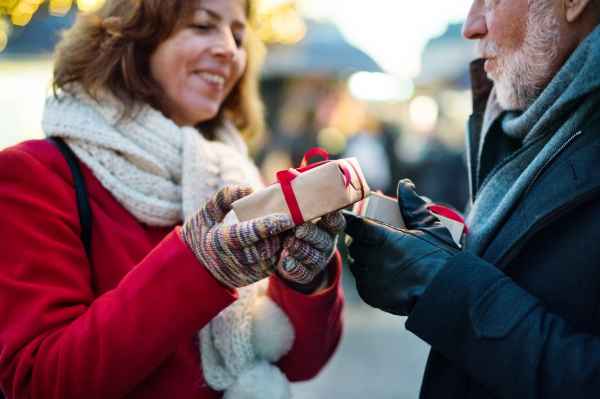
[195,71,226,90]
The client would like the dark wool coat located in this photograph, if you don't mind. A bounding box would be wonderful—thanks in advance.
[405,61,600,399]
[0,140,344,398]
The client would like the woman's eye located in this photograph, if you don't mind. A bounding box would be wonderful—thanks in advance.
[234,36,244,48]
[192,24,211,31]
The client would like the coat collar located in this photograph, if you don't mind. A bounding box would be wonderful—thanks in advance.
[466,59,495,201]
[470,58,493,119]
[466,59,600,267]
[480,116,600,267]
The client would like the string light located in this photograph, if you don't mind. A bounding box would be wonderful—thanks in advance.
[0,1,307,51]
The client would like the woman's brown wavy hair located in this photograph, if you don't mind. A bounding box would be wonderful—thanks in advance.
[53,0,265,139]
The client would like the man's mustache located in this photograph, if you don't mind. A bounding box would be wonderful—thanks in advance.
[476,40,503,59]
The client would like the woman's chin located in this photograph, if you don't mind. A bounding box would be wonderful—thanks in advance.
[169,107,220,127]
[193,104,221,124]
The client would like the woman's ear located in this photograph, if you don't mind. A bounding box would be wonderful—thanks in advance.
[564,0,593,22]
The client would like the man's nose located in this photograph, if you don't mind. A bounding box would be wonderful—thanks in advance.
[462,0,487,40]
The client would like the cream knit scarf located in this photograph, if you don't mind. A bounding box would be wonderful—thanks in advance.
[42,88,295,399]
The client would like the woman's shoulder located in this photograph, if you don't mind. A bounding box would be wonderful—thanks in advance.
[2,138,61,159]
[0,139,73,186]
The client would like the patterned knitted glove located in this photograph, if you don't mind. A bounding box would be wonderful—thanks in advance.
[181,184,294,288]
[281,211,346,284]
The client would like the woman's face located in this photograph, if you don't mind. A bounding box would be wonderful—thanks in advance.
[149,0,248,127]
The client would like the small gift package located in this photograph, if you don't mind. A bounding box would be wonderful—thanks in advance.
[353,192,467,245]
[233,148,371,228]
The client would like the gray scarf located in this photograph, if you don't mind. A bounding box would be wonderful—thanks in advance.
[465,24,600,257]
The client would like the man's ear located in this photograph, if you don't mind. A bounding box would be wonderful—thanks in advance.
[564,0,593,22]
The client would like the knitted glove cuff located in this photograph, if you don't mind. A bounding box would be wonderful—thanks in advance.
[276,260,331,294]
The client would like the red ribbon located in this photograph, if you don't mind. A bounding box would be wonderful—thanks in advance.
[341,159,365,201]
[378,190,468,234]
[276,168,304,225]
[276,148,359,225]
[429,205,469,234]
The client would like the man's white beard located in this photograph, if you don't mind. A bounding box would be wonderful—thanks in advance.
[476,0,562,110]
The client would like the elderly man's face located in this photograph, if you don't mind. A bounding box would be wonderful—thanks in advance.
[463,0,563,110]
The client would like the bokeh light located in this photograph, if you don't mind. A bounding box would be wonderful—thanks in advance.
[0,30,6,52]
[256,5,307,45]
[49,0,71,16]
[260,150,293,185]
[317,127,347,154]
[76,0,104,11]
[0,0,19,11]
[438,90,472,120]
[11,2,33,25]
[348,71,414,102]
[409,95,439,132]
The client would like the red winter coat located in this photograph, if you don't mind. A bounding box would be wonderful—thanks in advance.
[0,140,344,399]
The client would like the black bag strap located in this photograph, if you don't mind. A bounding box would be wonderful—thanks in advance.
[46,137,92,257]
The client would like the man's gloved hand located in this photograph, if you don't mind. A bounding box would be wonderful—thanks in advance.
[280,211,345,284]
[343,179,460,316]
[181,184,293,288]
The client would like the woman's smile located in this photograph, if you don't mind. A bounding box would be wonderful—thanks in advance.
[149,0,248,127]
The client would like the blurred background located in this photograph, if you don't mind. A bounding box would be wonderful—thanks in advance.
[0,0,478,397]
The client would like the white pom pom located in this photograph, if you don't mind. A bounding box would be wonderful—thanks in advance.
[255,279,269,296]
[250,296,295,362]
[224,360,291,399]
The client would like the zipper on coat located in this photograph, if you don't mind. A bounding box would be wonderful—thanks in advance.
[521,130,583,199]
[495,129,585,269]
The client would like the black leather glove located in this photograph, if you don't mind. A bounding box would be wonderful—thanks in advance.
[343,179,461,316]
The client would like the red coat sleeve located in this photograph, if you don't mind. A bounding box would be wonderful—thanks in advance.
[268,250,344,381]
[0,144,237,398]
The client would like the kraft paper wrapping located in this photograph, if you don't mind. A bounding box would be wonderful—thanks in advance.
[353,192,464,245]
[232,158,370,227]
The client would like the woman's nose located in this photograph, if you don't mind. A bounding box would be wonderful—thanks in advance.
[462,0,488,40]
[211,30,238,61]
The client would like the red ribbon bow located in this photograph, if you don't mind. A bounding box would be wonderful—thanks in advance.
[276,148,364,225]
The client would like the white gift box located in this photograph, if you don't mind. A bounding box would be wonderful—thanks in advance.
[353,192,465,245]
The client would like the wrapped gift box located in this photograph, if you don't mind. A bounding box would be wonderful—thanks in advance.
[233,149,371,228]
[352,192,466,245]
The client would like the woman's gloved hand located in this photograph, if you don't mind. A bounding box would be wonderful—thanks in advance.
[280,211,346,285]
[343,179,460,316]
[181,184,293,288]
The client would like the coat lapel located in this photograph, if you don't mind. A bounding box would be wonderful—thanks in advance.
[481,118,600,268]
